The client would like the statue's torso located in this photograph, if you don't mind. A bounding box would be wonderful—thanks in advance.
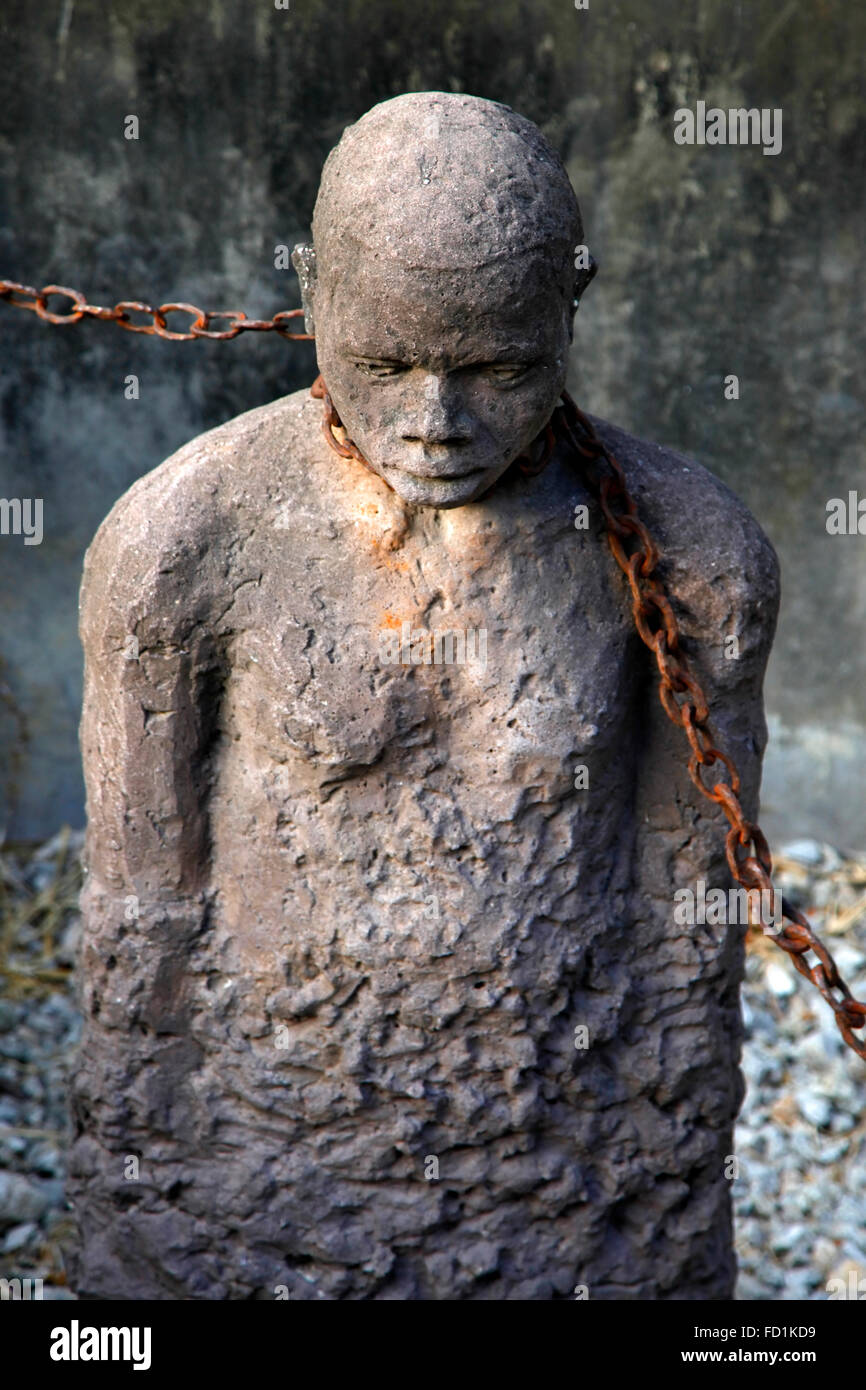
[210,472,638,986]
[167,414,654,1296]
[73,389,774,1299]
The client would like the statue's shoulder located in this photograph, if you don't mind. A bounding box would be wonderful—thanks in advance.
[95,386,317,537]
[587,415,780,620]
[81,388,321,622]
[85,388,320,557]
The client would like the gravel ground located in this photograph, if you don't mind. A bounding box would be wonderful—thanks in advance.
[0,828,81,1298]
[734,839,866,1301]
[0,827,863,1300]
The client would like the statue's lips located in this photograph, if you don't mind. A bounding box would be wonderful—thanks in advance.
[388,464,488,482]
[401,471,484,483]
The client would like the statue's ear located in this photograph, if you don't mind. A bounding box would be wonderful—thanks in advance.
[573,251,598,311]
[292,243,317,335]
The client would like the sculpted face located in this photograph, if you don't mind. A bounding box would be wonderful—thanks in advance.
[300,92,588,509]
[313,257,571,508]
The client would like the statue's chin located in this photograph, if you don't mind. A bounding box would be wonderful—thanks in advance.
[379,468,491,508]
[373,461,511,509]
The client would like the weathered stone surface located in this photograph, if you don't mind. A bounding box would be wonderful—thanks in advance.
[69,397,779,1300]
[69,94,780,1300]
[1,0,863,846]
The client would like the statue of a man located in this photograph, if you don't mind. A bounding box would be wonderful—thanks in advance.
[70,93,779,1300]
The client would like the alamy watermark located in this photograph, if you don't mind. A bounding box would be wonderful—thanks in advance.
[49,1321,152,1370]
[1,1276,43,1300]
[0,498,42,545]
[827,1270,866,1300]
[674,878,782,933]
[379,621,487,673]
[826,491,866,535]
[674,102,782,157]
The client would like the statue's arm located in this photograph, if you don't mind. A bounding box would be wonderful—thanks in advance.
[77,467,224,1033]
[642,462,781,853]
[622,444,781,1091]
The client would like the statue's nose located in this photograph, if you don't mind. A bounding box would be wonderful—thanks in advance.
[400,372,473,448]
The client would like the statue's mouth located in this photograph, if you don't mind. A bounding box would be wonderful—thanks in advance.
[395,466,486,483]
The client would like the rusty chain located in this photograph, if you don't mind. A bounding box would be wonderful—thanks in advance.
[0,279,313,340]
[3,274,863,1061]
[554,390,866,1061]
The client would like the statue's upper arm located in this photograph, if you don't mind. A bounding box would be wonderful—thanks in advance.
[659,472,781,820]
[79,462,225,904]
[624,443,781,905]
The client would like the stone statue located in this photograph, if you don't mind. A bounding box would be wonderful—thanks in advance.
[69,92,779,1300]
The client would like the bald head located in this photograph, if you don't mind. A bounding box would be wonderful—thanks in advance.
[299,93,591,510]
[312,91,582,278]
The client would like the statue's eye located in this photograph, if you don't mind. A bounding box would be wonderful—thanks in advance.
[355,360,405,378]
[484,363,530,382]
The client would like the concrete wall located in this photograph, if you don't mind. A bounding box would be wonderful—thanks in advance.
[1,0,864,846]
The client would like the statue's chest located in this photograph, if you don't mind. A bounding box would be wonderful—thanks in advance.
[220,514,635,791]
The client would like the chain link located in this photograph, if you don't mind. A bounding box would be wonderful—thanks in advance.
[0,279,313,340]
